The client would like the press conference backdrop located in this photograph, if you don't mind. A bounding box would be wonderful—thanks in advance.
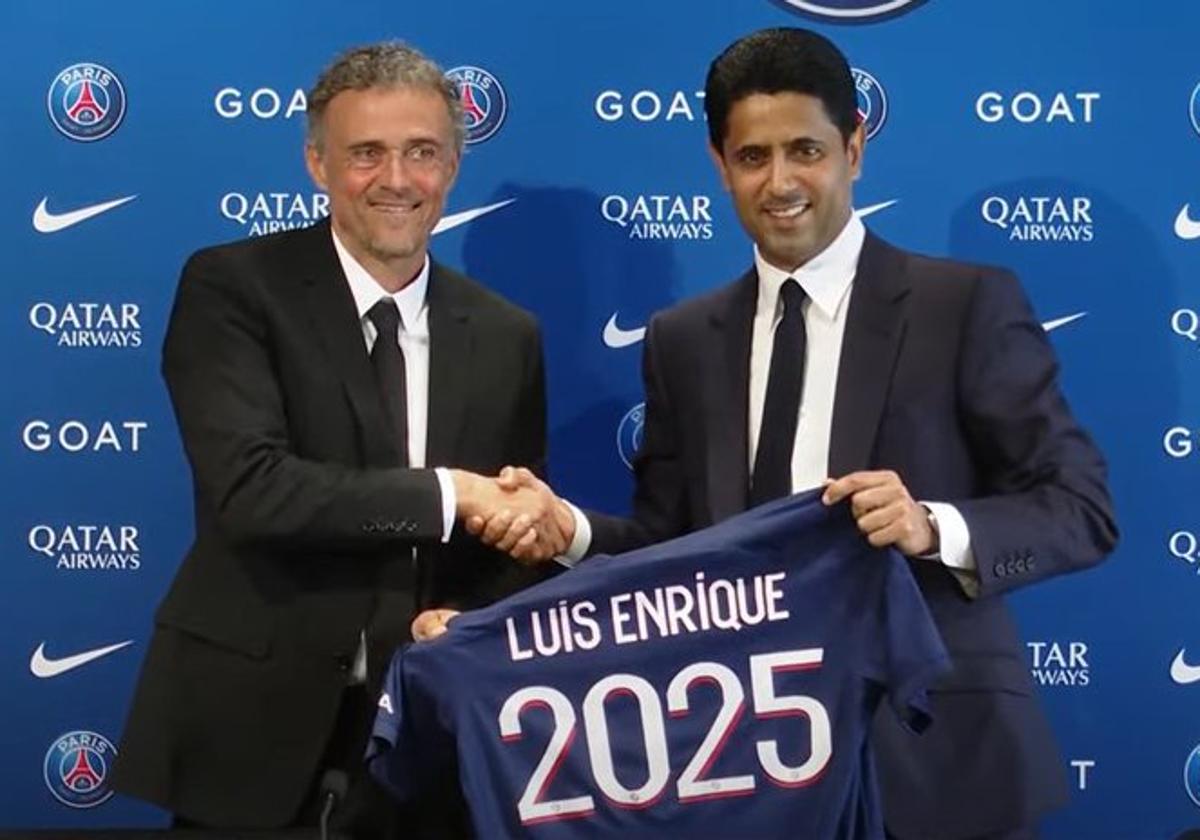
[1,0,1197,834]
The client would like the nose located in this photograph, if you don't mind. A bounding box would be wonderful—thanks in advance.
[378,149,412,191]
[766,154,797,196]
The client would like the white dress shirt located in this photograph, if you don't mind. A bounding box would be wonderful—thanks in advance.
[566,215,977,595]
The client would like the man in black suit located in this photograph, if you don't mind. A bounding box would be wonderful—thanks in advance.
[472,28,1118,840]
[112,42,561,837]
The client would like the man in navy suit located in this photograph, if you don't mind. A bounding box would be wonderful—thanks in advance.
[459,27,1117,840]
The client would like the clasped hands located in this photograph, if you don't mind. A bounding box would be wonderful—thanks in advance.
[452,466,575,564]
[415,468,571,642]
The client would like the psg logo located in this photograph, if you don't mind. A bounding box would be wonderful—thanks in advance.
[1190,81,1200,139]
[43,730,117,808]
[1186,743,1200,808]
[445,66,507,145]
[851,68,888,141]
[617,402,645,470]
[775,0,928,22]
[47,62,127,142]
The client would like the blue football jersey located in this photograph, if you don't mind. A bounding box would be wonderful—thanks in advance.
[368,490,949,839]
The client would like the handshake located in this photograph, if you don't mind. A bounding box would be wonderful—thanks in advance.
[451,466,575,564]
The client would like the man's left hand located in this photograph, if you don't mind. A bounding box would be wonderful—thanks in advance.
[821,470,935,557]
[411,608,460,642]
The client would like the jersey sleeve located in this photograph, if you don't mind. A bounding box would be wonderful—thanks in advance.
[874,551,951,733]
[365,646,417,801]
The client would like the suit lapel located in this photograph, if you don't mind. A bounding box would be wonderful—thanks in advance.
[425,263,473,467]
[704,269,757,522]
[828,233,911,476]
[298,220,401,467]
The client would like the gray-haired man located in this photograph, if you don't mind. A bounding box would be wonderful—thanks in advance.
[113,42,562,836]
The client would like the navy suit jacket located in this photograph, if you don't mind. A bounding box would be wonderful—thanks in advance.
[589,232,1118,839]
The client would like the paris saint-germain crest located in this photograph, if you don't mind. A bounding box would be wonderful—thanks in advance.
[47,62,127,142]
[445,66,508,145]
[851,67,888,141]
[43,730,116,808]
[617,402,645,469]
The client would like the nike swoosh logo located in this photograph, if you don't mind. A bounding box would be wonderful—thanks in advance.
[1171,648,1200,684]
[1041,312,1087,332]
[854,199,898,219]
[432,199,515,236]
[1175,204,1200,240]
[30,640,134,678]
[33,195,138,233]
[603,313,647,348]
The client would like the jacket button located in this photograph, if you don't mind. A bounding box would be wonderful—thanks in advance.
[334,654,352,672]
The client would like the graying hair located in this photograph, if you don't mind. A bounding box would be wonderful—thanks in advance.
[306,41,465,154]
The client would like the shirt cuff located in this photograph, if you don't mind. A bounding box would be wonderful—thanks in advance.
[555,501,592,569]
[433,467,455,544]
[921,501,979,598]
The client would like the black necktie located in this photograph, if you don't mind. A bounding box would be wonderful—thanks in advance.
[750,278,806,506]
[366,299,409,466]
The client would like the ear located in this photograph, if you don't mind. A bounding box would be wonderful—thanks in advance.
[847,122,865,182]
[304,142,328,191]
[708,142,732,192]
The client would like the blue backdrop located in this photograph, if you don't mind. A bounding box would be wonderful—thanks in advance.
[3,0,1198,835]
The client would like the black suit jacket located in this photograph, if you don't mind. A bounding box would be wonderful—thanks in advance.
[589,233,1118,839]
[113,219,548,826]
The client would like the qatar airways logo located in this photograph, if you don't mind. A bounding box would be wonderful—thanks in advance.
[1028,641,1090,687]
[29,302,142,348]
[221,192,329,236]
[29,524,141,571]
[980,195,1094,243]
[601,194,713,240]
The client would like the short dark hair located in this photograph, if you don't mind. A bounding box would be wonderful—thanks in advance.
[703,27,858,151]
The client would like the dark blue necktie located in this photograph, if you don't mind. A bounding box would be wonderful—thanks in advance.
[366,299,409,466]
[750,279,806,506]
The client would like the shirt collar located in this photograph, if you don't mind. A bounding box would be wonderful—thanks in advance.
[331,226,430,331]
[753,212,866,320]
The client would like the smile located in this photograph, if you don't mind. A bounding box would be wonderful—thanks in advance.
[370,201,421,215]
[763,202,810,219]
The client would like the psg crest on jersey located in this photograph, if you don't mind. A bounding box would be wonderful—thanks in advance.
[851,68,888,141]
[446,66,508,145]
[47,62,127,142]
[43,730,116,808]
[775,0,927,22]
[617,402,645,470]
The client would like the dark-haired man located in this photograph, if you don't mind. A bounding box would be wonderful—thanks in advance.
[477,27,1117,840]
